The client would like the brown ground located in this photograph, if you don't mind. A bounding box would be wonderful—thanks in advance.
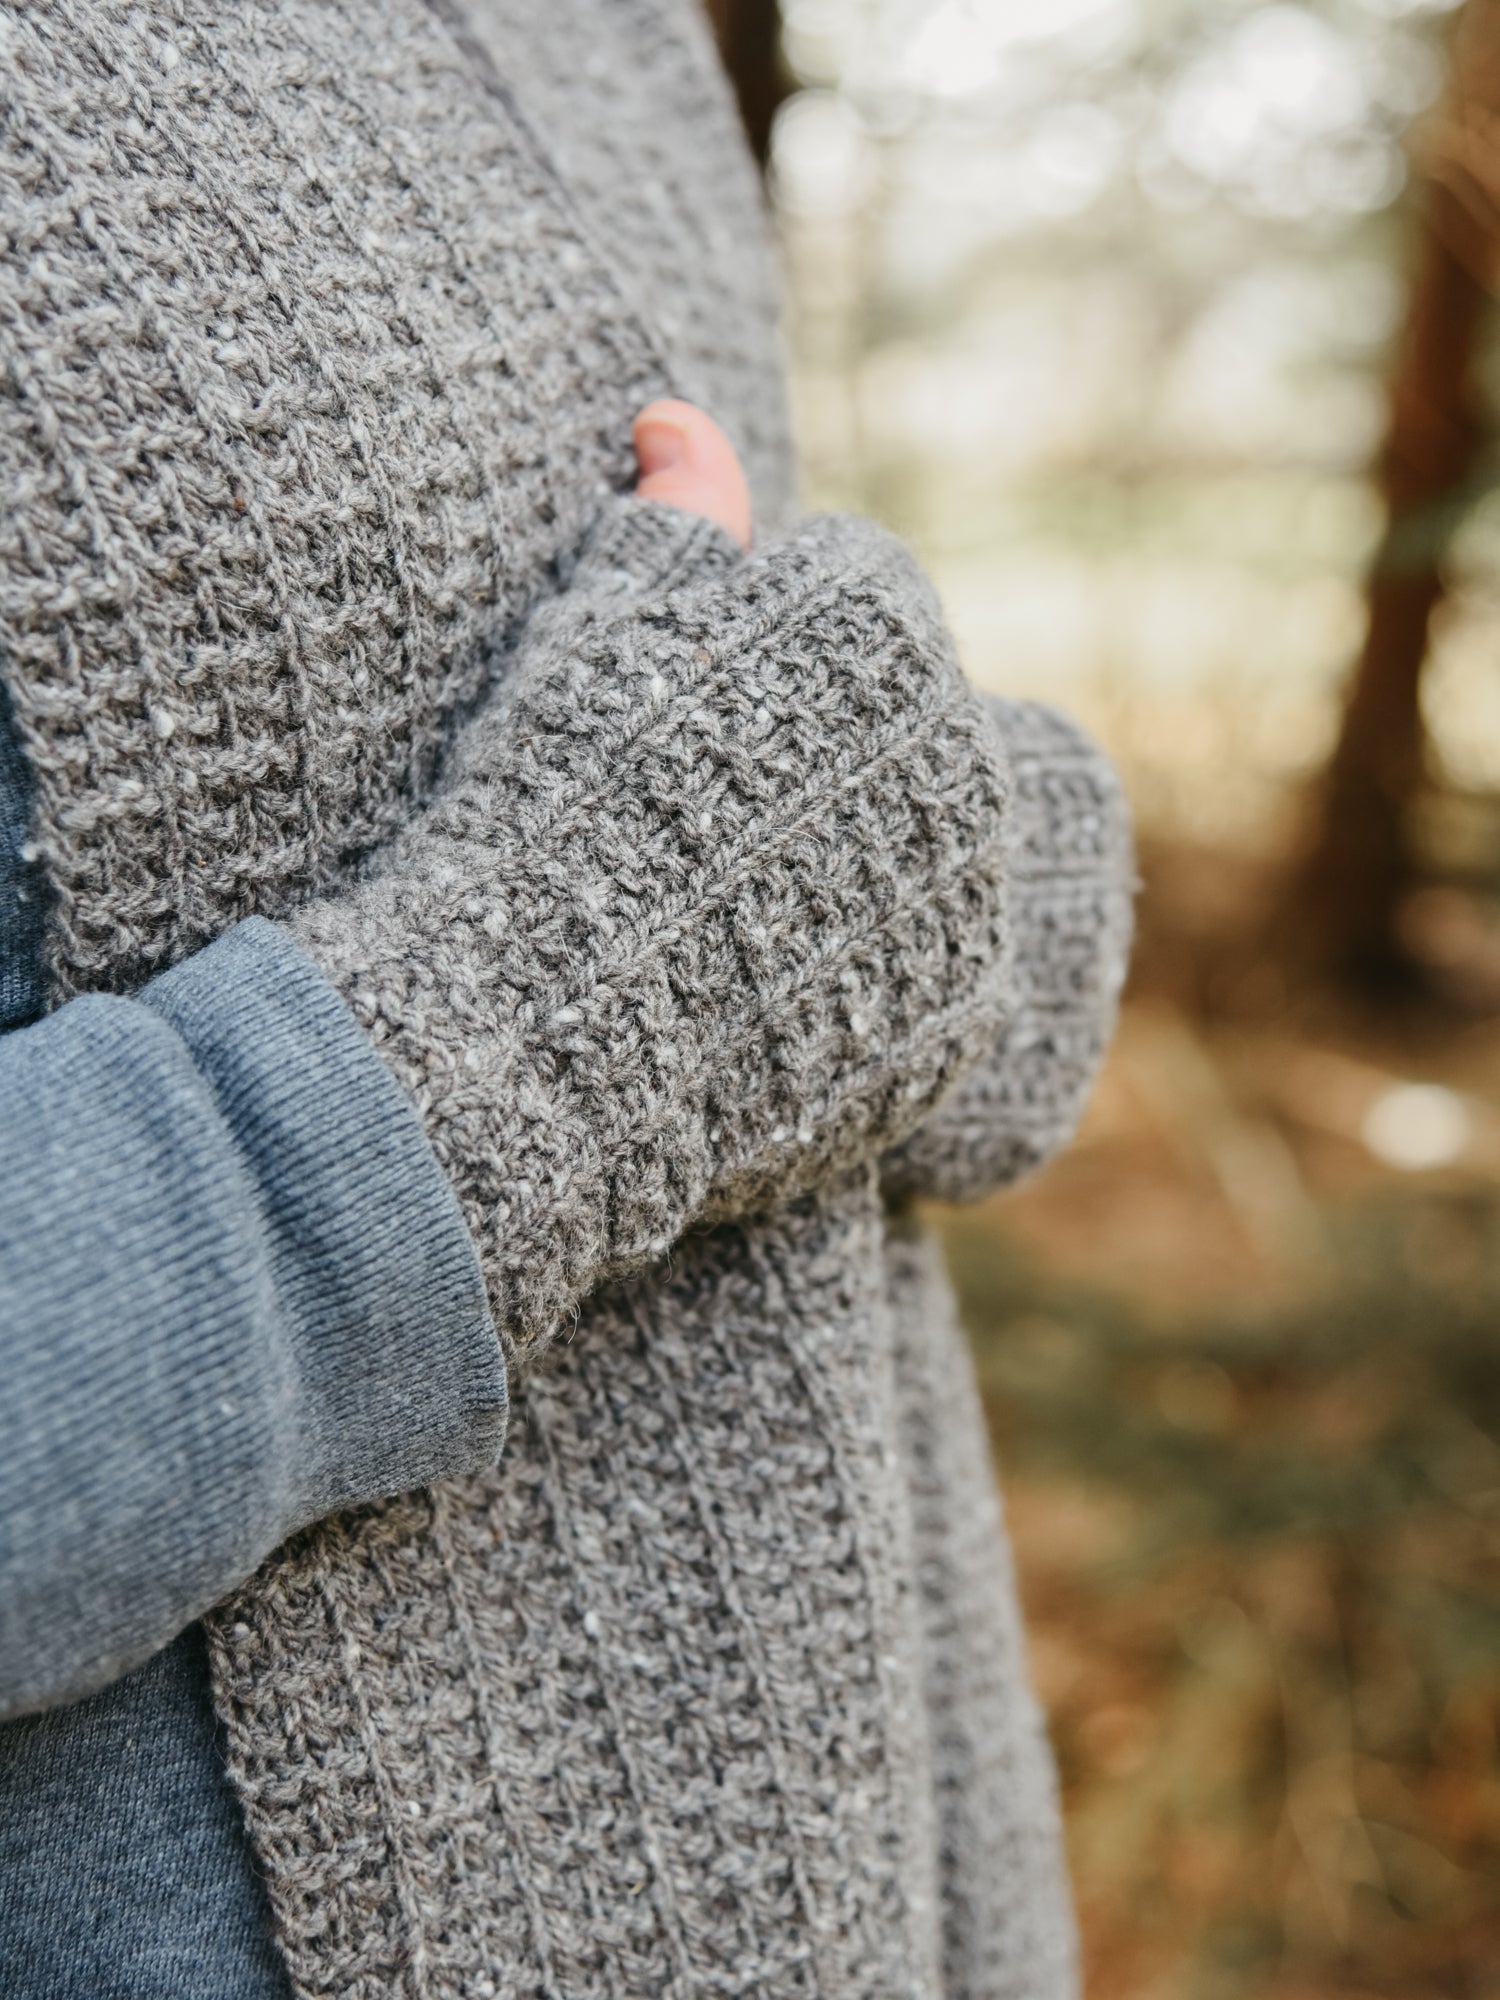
[937,841,1500,2000]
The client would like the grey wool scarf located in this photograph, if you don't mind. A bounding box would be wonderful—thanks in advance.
[0,0,1134,1994]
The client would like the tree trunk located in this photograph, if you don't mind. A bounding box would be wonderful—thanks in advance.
[701,0,788,169]
[1292,1,1500,987]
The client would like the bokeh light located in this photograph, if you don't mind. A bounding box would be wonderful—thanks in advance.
[764,3,1500,1993]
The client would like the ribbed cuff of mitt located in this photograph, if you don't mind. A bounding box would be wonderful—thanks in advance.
[570,496,743,600]
[881,697,1135,1204]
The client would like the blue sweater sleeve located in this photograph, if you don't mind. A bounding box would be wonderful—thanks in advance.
[0,917,508,1721]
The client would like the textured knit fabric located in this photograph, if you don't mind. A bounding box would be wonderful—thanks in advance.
[291,498,1016,1365]
[210,678,1127,2000]
[210,1172,952,2000]
[884,699,1136,1204]
[884,1217,1081,1998]
[454,0,799,533]
[0,0,1135,1994]
[0,915,505,1719]
[0,0,668,1002]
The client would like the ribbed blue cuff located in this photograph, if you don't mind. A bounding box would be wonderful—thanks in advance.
[142,917,507,1515]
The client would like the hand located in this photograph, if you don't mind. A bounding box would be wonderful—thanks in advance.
[291,444,1013,1367]
[632,399,753,550]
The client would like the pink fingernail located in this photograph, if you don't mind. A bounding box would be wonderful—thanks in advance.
[635,419,690,473]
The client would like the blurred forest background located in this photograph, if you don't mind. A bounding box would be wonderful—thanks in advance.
[705,0,1500,1994]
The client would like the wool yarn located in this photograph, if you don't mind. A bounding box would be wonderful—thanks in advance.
[0,0,1133,1991]
[291,500,1017,1362]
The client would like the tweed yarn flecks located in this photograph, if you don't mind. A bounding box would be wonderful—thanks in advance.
[883,699,1134,1204]
[455,0,801,532]
[884,1216,1082,1998]
[291,500,1016,1364]
[1,0,1134,1993]
[0,0,670,1000]
[210,1177,956,2000]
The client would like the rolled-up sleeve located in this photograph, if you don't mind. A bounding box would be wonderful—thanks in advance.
[0,917,506,1721]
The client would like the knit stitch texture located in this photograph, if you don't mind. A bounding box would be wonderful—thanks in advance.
[884,699,1135,1203]
[291,499,1017,1363]
[0,0,669,999]
[1,0,1133,1993]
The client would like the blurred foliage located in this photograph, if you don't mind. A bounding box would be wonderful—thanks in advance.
[763,4,1500,1990]
[769,0,1500,854]
[939,1098,1500,1997]
[917,844,1500,1994]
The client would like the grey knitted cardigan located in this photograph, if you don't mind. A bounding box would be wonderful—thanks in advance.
[0,1,1133,1995]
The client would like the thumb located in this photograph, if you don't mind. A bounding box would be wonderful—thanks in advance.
[633,399,753,551]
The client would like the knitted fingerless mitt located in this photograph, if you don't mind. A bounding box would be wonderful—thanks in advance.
[290,502,1013,1363]
[882,697,1134,1204]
